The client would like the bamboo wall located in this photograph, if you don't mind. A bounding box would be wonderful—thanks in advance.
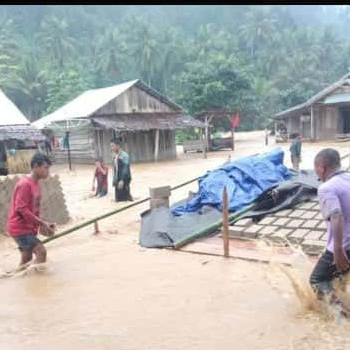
[0,174,70,234]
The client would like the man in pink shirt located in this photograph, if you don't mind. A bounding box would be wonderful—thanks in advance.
[310,148,350,301]
[7,153,56,270]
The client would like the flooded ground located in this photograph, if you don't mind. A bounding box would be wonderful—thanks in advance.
[1,131,350,349]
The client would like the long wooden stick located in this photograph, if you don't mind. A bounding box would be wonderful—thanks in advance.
[222,186,230,257]
[42,175,201,244]
[173,202,256,249]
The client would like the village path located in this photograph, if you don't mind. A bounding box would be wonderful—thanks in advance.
[1,131,350,349]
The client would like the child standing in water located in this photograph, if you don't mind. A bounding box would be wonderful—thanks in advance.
[92,157,108,197]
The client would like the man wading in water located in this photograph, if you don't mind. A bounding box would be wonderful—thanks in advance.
[310,148,350,313]
[290,133,302,171]
[6,153,56,272]
[111,138,132,202]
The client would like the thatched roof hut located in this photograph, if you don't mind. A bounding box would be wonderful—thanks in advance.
[0,89,44,142]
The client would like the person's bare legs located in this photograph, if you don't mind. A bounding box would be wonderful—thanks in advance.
[32,243,47,264]
[18,250,32,271]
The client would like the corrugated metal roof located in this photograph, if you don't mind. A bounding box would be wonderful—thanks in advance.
[323,93,350,104]
[0,89,30,126]
[273,73,350,119]
[33,79,183,129]
[33,80,138,129]
[92,113,204,131]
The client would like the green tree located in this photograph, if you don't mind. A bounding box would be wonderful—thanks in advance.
[45,67,89,113]
[37,15,75,68]
[7,56,47,121]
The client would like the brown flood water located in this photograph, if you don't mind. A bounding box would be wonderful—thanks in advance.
[1,131,350,349]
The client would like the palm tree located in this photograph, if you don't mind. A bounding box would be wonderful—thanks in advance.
[0,16,20,87]
[37,16,76,68]
[238,7,276,60]
[128,23,160,86]
[95,28,128,84]
[157,27,182,93]
[8,56,47,120]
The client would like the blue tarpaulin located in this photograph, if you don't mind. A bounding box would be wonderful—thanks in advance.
[171,148,291,216]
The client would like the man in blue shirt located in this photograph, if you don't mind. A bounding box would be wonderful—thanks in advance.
[111,139,132,202]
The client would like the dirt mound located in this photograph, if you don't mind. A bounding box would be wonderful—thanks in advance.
[0,174,70,234]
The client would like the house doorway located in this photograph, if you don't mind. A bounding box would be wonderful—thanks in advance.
[340,107,350,134]
[300,115,311,138]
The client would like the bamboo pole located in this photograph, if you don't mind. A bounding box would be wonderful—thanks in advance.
[222,187,229,257]
[66,131,72,171]
[173,202,256,249]
[42,175,201,244]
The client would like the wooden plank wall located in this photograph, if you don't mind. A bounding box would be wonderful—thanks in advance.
[54,126,96,164]
[123,130,176,163]
[287,115,300,136]
[53,85,179,164]
[95,86,174,114]
[315,105,338,140]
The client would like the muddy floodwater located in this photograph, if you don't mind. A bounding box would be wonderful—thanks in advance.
[1,131,350,349]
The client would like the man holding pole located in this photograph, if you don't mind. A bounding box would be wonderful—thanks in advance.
[7,153,56,271]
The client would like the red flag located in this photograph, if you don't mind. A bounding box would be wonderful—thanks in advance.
[231,111,240,129]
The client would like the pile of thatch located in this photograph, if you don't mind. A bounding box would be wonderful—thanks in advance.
[0,174,70,234]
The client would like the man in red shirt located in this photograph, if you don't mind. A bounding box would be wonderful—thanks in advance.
[7,153,56,270]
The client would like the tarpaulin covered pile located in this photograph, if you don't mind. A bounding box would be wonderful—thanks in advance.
[172,148,291,216]
[139,148,319,249]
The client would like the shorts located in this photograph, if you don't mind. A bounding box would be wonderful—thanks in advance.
[13,234,41,252]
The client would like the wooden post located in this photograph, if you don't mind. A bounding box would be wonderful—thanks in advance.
[222,186,230,257]
[311,105,315,141]
[94,221,99,234]
[66,131,72,171]
[205,117,210,151]
[231,128,235,151]
[201,128,207,159]
[154,129,160,161]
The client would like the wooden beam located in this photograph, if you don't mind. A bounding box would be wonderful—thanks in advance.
[231,128,235,151]
[65,131,72,171]
[205,117,210,151]
[311,105,315,140]
[201,128,207,159]
[154,129,160,161]
[222,186,230,257]
[94,221,99,235]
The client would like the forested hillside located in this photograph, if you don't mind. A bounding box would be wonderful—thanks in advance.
[1,5,350,131]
